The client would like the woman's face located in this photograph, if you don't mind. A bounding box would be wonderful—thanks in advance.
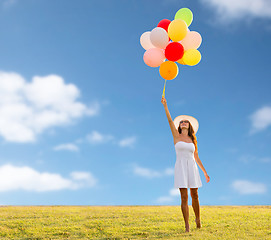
[179,120,190,129]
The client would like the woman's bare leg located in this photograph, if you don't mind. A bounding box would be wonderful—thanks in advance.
[190,188,201,228]
[179,188,189,232]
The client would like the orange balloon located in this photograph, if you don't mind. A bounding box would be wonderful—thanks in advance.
[159,61,179,80]
[177,58,186,65]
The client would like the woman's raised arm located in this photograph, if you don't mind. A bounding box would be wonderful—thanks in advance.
[161,96,179,139]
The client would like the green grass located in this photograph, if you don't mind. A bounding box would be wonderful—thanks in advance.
[0,205,270,239]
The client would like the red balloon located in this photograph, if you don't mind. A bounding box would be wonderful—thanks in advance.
[165,42,184,62]
[157,19,171,32]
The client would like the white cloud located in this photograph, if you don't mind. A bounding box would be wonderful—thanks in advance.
[119,136,136,148]
[239,154,257,164]
[86,131,137,148]
[259,157,271,163]
[201,0,271,22]
[165,168,175,175]
[53,143,79,152]
[156,196,174,204]
[239,154,271,164]
[249,106,271,134]
[0,71,99,143]
[134,166,161,178]
[156,188,180,204]
[71,172,92,181]
[133,165,174,179]
[2,0,17,9]
[231,180,267,194]
[0,164,98,192]
[70,171,97,188]
[86,131,114,144]
[169,188,180,196]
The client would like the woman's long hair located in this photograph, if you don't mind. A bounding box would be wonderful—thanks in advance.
[178,121,198,152]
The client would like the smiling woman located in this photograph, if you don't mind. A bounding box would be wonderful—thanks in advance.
[161,95,210,232]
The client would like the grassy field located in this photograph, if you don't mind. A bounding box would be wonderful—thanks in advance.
[0,205,270,239]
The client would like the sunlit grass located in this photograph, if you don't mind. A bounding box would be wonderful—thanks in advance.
[0,205,270,239]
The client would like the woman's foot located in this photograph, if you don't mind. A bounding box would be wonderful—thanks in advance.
[195,218,201,228]
[185,224,190,232]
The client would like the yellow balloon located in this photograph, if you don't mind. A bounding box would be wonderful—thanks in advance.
[168,19,188,42]
[159,61,179,80]
[182,49,201,66]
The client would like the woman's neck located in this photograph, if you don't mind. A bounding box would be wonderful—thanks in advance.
[181,129,189,136]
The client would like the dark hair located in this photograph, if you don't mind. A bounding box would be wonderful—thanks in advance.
[178,121,198,153]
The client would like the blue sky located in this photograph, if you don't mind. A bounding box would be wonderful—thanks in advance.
[0,0,270,206]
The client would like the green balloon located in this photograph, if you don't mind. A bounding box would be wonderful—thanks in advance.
[174,8,193,27]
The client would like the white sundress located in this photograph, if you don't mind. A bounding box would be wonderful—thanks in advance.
[174,141,202,188]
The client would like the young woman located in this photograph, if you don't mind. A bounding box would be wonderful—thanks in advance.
[161,96,210,232]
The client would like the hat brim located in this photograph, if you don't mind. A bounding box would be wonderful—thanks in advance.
[173,115,199,134]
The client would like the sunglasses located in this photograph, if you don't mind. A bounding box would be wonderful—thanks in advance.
[180,120,189,124]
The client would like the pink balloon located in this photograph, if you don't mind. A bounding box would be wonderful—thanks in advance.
[179,31,202,51]
[143,48,165,67]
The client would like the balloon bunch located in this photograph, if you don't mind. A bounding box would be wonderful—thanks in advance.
[140,8,202,97]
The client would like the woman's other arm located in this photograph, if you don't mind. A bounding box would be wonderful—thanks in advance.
[194,149,210,183]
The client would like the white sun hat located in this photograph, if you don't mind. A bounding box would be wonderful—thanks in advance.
[173,115,199,134]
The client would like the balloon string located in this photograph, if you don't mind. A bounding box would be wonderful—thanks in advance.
[162,79,167,97]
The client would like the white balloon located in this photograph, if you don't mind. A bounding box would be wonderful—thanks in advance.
[150,27,169,49]
[140,31,155,50]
